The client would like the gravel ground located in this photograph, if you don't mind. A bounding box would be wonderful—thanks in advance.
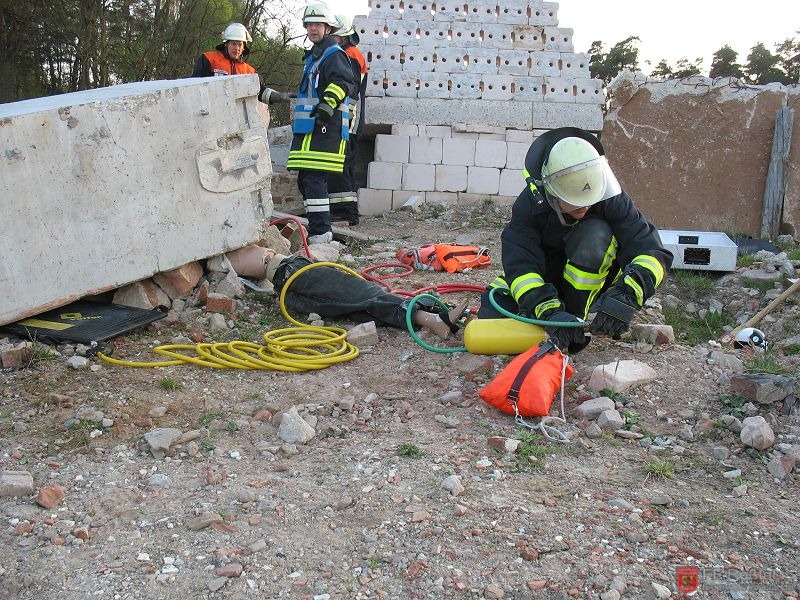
[1,205,799,600]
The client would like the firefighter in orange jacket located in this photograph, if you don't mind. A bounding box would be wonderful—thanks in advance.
[286,4,356,244]
[327,14,369,226]
[192,22,292,105]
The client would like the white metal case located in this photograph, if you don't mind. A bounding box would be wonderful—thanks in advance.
[659,230,738,272]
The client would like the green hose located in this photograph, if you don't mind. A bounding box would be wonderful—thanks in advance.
[487,287,586,328]
[404,293,468,354]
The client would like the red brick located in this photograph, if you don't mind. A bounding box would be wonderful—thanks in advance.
[206,293,235,313]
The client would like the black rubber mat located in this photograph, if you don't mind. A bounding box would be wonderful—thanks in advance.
[2,300,166,343]
[732,236,781,255]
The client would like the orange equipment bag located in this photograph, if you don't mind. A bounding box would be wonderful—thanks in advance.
[479,340,573,417]
[396,244,442,271]
[433,244,491,273]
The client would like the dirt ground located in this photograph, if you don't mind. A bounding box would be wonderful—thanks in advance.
[1,204,799,600]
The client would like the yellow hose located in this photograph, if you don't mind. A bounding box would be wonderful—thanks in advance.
[98,261,362,370]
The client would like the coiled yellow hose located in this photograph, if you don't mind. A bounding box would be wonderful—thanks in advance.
[98,262,361,370]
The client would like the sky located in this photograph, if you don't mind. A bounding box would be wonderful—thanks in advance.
[325,0,800,71]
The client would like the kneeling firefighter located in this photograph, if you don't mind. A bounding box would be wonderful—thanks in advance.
[287,3,356,244]
[478,127,673,353]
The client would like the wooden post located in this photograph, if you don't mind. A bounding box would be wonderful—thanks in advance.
[761,107,794,239]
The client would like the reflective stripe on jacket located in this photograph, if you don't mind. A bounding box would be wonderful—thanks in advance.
[195,50,256,77]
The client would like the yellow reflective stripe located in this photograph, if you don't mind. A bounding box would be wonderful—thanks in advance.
[305,197,329,207]
[631,254,665,286]
[624,274,644,306]
[301,133,312,152]
[324,97,337,109]
[522,169,530,179]
[339,139,346,154]
[488,277,508,290]
[326,83,347,101]
[599,236,619,277]
[286,160,345,172]
[563,263,606,290]
[510,273,544,300]
[534,298,561,319]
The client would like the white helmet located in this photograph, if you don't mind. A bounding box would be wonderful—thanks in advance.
[734,327,768,351]
[222,23,252,44]
[302,3,339,26]
[541,137,621,208]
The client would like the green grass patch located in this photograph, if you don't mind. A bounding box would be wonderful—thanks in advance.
[199,412,221,427]
[664,308,736,346]
[642,459,674,479]
[736,253,758,268]
[668,270,718,301]
[783,343,800,356]
[744,351,794,375]
[512,431,550,471]
[741,278,779,294]
[159,377,183,391]
[719,393,749,418]
[396,443,423,458]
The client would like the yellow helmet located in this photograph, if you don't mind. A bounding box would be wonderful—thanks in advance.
[541,137,613,208]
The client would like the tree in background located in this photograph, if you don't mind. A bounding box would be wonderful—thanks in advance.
[671,57,702,79]
[744,42,786,84]
[0,0,304,105]
[709,45,745,79]
[588,36,640,84]
[775,36,800,83]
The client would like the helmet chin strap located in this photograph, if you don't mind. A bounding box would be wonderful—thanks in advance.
[545,194,579,227]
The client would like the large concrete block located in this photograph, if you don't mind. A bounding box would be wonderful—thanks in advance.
[417,72,451,99]
[467,166,501,194]
[392,124,419,136]
[402,1,435,21]
[366,97,533,129]
[434,1,467,21]
[561,53,591,77]
[392,190,426,209]
[499,168,525,196]
[451,23,483,48]
[367,161,403,189]
[385,71,419,97]
[450,74,482,99]
[785,88,800,236]
[402,163,436,191]
[402,47,435,72]
[574,78,605,105]
[427,191,459,206]
[385,20,419,46]
[506,129,536,144]
[354,17,387,44]
[410,136,444,164]
[512,25,545,51]
[531,102,602,130]
[474,139,507,168]
[358,188,393,214]
[467,49,500,74]
[368,1,401,19]
[498,50,531,76]
[530,2,559,26]
[0,76,270,326]
[481,24,514,49]
[498,0,529,24]
[602,71,788,237]
[369,45,403,70]
[422,125,454,138]
[544,77,576,103]
[513,77,545,101]
[467,2,498,23]
[366,70,387,97]
[435,48,469,73]
[374,134,411,162]
[530,51,561,77]
[418,22,450,45]
[544,27,574,52]
[482,75,514,101]
[436,165,469,192]
[505,142,528,169]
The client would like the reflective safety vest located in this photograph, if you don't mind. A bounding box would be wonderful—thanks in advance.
[202,50,256,76]
[293,45,350,140]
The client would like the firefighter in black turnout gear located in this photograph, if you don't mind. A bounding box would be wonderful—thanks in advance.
[287,3,356,244]
[478,127,673,353]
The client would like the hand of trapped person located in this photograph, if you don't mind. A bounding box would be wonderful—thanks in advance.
[542,310,588,350]
[311,102,334,126]
[590,285,639,338]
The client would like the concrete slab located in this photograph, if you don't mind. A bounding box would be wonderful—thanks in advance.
[0,75,271,326]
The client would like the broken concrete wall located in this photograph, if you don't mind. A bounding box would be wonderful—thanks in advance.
[0,75,273,326]
[785,88,800,237]
[602,71,798,238]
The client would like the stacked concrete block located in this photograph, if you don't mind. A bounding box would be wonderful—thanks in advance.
[355,0,605,215]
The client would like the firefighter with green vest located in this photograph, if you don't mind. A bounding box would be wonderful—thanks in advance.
[287,3,356,244]
[478,127,673,353]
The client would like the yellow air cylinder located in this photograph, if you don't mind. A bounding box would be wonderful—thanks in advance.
[463,318,548,355]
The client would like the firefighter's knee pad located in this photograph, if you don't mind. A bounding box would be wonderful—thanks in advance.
[564,218,615,271]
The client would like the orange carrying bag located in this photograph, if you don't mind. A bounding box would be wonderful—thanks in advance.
[479,340,574,417]
[433,244,491,273]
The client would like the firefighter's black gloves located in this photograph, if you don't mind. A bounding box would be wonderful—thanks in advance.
[516,292,538,319]
[311,102,334,125]
[542,310,589,351]
[591,285,638,338]
[260,88,293,104]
